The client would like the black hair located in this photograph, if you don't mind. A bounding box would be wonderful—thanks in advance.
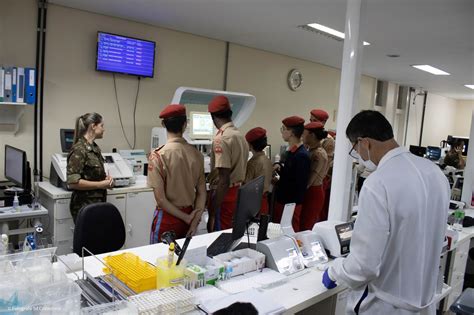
[308,128,328,141]
[214,302,258,315]
[454,139,465,148]
[249,136,268,152]
[162,115,187,133]
[211,109,233,120]
[288,124,304,138]
[346,110,394,143]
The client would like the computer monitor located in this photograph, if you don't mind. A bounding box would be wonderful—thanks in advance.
[232,175,264,241]
[426,146,442,161]
[4,145,30,192]
[409,145,427,157]
[188,111,215,140]
[60,129,75,153]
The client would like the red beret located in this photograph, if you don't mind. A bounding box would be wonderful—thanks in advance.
[208,95,231,113]
[310,109,329,121]
[282,116,305,127]
[304,121,325,131]
[245,127,266,143]
[159,104,186,119]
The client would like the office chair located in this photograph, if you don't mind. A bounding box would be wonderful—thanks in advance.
[73,202,126,257]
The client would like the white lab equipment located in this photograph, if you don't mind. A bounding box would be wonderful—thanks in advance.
[312,220,353,258]
[294,230,329,267]
[119,149,148,176]
[50,152,133,188]
[256,204,306,275]
[256,236,305,275]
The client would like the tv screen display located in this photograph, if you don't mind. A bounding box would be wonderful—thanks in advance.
[96,32,156,78]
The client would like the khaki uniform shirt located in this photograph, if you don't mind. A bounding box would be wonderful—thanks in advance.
[147,137,205,208]
[209,122,249,187]
[307,145,329,187]
[322,135,335,176]
[67,137,107,220]
[245,152,273,193]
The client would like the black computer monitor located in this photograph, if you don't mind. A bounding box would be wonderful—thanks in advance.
[232,175,265,241]
[409,145,427,157]
[426,146,442,161]
[4,145,30,192]
[60,129,75,153]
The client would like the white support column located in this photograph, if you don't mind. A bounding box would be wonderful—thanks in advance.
[328,0,366,222]
[461,110,474,207]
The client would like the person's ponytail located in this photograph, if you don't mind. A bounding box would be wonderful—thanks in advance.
[73,113,103,144]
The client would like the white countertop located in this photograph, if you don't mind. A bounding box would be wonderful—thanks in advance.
[65,230,344,314]
[0,205,48,221]
[38,176,152,199]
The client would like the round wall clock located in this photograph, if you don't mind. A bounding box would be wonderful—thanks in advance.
[287,69,303,91]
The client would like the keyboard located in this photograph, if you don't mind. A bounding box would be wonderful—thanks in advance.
[207,233,234,257]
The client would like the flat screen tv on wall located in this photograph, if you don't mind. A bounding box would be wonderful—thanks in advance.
[96,31,156,78]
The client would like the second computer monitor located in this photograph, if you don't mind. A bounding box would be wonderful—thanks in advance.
[188,111,215,140]
[232,175,264,241]
[60,128,75,153]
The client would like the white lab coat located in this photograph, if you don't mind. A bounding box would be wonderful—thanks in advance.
[329,147,450,315]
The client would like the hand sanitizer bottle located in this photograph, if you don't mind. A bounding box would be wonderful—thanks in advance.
[13,193,20,212]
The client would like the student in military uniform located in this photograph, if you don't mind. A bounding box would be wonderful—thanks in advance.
[147,105,206,242]
[67,113,113,223]
[301,122,329,230]
[207,95,249,232]
[310,109,335,220]
[147,105,206,243]
[244,127,273,214]
[444,139,466,169]
[272,116,310,232]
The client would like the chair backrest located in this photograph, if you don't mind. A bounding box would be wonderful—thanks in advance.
[73,202,126,256]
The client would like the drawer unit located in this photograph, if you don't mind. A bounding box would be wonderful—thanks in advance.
[54,199,72,220]
[54,218,74,242]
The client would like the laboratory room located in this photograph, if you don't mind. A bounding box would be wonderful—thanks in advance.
[1,0,473,314]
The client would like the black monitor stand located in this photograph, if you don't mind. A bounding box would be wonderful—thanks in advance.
[233,214,270,251]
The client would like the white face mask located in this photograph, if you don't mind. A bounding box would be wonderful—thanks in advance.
[357,143,377,172]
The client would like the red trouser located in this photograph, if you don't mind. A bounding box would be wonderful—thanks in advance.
[208,186,239,231]
[150,206,193,244]
[301,185,325,231]
[260,192,269,215]
[322,176,331,221]
[273,202,302,232]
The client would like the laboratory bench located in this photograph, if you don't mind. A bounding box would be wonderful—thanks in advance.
[38,177,155,255]
[63,228,453,315]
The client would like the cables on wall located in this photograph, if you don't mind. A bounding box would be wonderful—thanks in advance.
[113,74,140,149]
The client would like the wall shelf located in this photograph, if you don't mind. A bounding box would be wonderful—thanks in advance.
[0,102,30,134]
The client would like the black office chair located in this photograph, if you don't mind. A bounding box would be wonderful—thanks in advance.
[73,202,126,257]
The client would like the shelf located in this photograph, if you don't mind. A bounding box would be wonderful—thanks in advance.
[0,102,31,134]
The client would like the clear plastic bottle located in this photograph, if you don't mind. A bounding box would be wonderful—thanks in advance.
[13,193,20,212]
[453,207,465,232]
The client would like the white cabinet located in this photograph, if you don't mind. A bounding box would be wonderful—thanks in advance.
[106,194,127,225]
[443,239,470,311]
[125,191,155,248]
[38,181,155,256]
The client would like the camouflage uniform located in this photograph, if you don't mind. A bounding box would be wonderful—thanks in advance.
[67,137,107,222]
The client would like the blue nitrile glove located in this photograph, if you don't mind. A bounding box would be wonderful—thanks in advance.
[322,269,337,289]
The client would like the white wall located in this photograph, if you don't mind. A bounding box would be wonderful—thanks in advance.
[454,100,474,137]
[422,93,458,147]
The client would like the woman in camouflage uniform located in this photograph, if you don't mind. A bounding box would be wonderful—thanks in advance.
[67,113,113,222]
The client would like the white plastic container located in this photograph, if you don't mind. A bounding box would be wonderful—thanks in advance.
[213,248,265,277]
[32,280,82,314]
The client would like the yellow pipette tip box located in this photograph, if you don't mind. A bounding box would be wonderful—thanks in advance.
[103,252,156,293]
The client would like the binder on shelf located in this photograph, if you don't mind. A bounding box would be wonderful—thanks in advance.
[25,68,36,105]
[16,67,25,103]
[4,67,13,102]
[0,67,4,102]
[11,67,17,102]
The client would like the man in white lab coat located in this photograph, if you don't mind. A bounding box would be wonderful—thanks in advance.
[322,110,450,314]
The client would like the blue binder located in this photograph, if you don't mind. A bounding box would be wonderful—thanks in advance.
[11,67,17,102]
[4,67,13,102]
[25,68,36,105]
